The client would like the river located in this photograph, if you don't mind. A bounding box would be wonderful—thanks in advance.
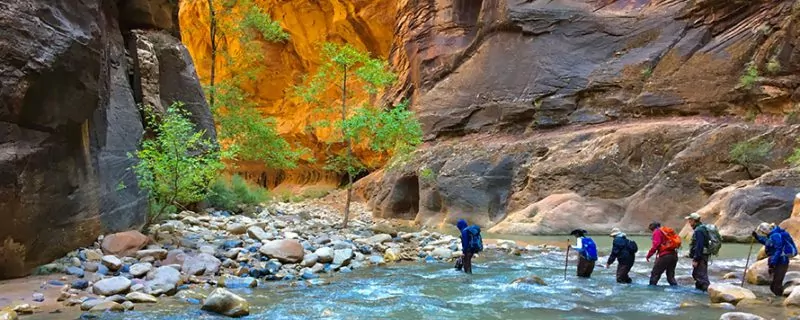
[27,236,777,320]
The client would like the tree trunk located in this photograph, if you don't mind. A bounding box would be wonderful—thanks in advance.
[342,64,351,228]
[207,0,217,110]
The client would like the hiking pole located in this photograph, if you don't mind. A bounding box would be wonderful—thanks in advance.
[564,239,571,280]
[741,236,756,287]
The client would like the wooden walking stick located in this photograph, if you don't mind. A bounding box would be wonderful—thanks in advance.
[564,239,571,280]
[742,236,756,287]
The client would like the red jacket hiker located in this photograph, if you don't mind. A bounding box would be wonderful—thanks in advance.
[646,228,675,260]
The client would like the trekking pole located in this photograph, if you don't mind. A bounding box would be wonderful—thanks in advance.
[564,239,571,280]
[741,236,755,287]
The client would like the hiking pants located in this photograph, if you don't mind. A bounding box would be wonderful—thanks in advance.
[463,252,474,274]
[616,263,633,284]
[649,252,678,286]
[771,263,789,296]
[577,256,595,278]
[692,259,710,291]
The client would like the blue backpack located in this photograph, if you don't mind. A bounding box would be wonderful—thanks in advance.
[464,225,483,253]
[781,230,798,258]
[581,237,598,261]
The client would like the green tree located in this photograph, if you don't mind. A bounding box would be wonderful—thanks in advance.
[202,0,302,167]
[130,102,225,224]
[295,42,422,227]
[730,139,773,177]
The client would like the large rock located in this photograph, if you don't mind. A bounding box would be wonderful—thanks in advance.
[93,276,132,296]
[333,249,354,266]
[89,301,125,313]
[147,266,181,295]
[259,240,304,263]
[130,262,153,278]
[784,286,800,307]
[102,231,150,257]
[101,255,123,271]
[125,292,158,303]
[201,288,250,317]
[708,283,756,305]
[181,253,222,276]
[745,259,800,285]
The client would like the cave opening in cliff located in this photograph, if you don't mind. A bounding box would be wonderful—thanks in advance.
[454,0,483,27]
[389,175,420,219]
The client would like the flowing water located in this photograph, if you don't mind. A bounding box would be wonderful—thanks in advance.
[31,236,774,320]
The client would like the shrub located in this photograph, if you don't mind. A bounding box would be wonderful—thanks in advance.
[730,139,773,168]
[130,102,224,223]
[739,64,759,89]
[207,174,271,212]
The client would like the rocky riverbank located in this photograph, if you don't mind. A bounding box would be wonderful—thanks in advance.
[0,200,550,318]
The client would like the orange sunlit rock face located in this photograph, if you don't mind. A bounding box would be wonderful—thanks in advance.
[178,0,397,188]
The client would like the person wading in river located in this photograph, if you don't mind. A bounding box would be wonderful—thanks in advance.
[570,229,597,278]
[456,219,483,274]
[646,221,680,286]
[753,222,798,296]
[685,213,710,291]
[606,228,637,284]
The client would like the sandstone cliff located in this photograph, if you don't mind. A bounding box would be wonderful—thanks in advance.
[358,0,800,236]
[0,0,214,279]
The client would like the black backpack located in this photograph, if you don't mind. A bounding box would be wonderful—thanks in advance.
[626,239,638,254]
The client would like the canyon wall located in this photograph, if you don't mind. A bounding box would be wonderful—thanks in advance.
[0,0,214,279]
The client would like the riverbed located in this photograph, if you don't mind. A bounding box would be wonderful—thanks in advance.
[18,236,783,320]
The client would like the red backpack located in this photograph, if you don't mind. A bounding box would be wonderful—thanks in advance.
[659,226,682,252]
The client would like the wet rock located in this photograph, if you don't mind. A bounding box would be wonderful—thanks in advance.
[333,249,353,266]
[302,254,319,267]
[711,303,736,310]
[93,276,132,296]
[0,308,17,320]
[247,226,270,242]
[431,247,453,259]
[102,231,149,257]
[746,259,800,284]
[219,275,258,289]
[130,263,153,278]
[71,280,89,290]
[384,248,401,263]
[32,293,44,302]
[175,290,207,301]
[89,301,124,313]
[511,276,547,286]
[259,240,304,263]
[708,283,756,305]
[785,287,800,306]
[315,247,334,263]
[369,255,385,266]
[136,249,168,260]
[182,253,222,276]
[723,272,739,280]
[201,288,250,317]
[101,255,123,271]
[122,301,135,311]
[148,266,181,295]
[719,312,766,320]
[125,292,158,303]
[80,299,103,311]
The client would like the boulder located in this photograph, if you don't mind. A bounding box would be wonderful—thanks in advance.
[333,249,353,266]
[125,292,158,303]
[489,193,625,234]
[148,266,181,295]
[511,275,547,286]
[259,240,304,263]
[93,276,132,296]
[181,253,222,276]
[247,226,270,242]
[719,313,766,320]
[430,247,453,259]
[130,262,153,278]
[101,255,123,271]
[784,286,800,307]
[746,259,800,285]
[315,247,334,263]
[201,288,250,317]
[708,283,756,305]
[89,301,125,313]
[102,231,150,257]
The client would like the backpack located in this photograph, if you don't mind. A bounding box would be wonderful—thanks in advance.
[700,224,722,256]
[626,239,638,254]
[464,225,483,253]
[780,230,798,258]
[581,237,598,261]
[658,226,682,252]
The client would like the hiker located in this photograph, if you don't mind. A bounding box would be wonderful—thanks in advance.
[646,221,680,286]
[685,212,710,291]
[456,219,483,274]
[606,228,637,284]
[752,222,798,296]
[570,229,598,278]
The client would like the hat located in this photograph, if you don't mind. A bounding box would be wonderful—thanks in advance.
[756,222,775,236]
[684,212,701,221]
[610,228,622,237]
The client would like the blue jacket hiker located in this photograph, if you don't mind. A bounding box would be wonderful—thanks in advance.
[456,219,483,274]
[753,222,797,296]
[570,229,597,278]
[606,228,637,284]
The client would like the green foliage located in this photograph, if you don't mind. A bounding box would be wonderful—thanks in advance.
[641,67,653,79]
[739,63,759,89]
[130,102,225,223]
[207,174,271,211]
[767,57,781,74]
[205,0,301,168]
[788,147,800,167]
[419,167,435,181]
[730,139,773,166]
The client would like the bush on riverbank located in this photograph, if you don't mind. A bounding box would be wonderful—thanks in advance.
[207,175,271,212]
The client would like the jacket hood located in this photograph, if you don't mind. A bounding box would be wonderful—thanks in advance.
[456,219,468,231]
[770,226,786,235]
